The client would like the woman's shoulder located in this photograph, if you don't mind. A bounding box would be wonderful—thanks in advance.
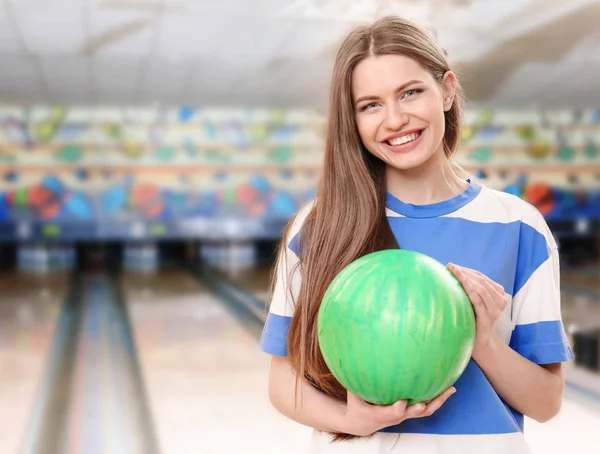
[460,182,546,226]
[483,185,548,224]
[292,200,315,228]
[283,199,315,248]
[475,184,555,247]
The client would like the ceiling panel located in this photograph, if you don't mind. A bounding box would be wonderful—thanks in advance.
[222,13,295,59]
[93,55,142,103]
[0,55,44,101]
[567,74,600,108]
[542,61,598,106]
[189,59,243,97]
[13,3,85,54]
[275,20,353,59]
[86,7,155,56]
[180,0,284,15]
[142,57,192,99]
[564,31,600,62]
[488,0,593,42]
[39,56,90,101]
[458,0,540,34]
[488,62,559,106]
[1,0,599,107]
[487,58,600,109]
[155,11,292,61]
[187,58,283,106]
[154,12,225,59]
[0,5,22,54]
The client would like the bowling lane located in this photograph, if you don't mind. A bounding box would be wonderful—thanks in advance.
[221,265,600,453]
[123,266,600,454]
[124,267,311,454]
[220,265,273,303]
[0,271,70,454]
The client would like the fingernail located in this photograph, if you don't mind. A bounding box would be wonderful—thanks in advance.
[450,387,457,395]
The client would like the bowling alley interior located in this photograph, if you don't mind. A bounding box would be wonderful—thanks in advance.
[1,1,600,454]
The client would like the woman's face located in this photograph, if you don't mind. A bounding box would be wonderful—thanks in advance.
[352,54,456,171]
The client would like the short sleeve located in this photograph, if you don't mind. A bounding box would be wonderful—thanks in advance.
[509,209,574,365]
[259,202,312,356]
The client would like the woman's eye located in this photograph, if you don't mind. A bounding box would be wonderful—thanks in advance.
[360,102,378,111]
[403,88,423,99]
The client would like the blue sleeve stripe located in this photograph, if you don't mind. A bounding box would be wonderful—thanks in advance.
[260,313,292,356]
[288,231,302,258]
[514,223,551,296]
[509,320,574,364]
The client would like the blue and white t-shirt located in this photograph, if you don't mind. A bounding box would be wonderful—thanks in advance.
[260,179,574,453]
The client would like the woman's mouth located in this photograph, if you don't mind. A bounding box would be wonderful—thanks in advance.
[386,130,422,146]
[383,129,425,153]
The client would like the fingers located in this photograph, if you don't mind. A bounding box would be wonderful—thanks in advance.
[447,263,507,316]
[386,399,408,420]
[448,264,485,312]
[347,391,378,409]
[395,387,457,421]
[347,391,410,425]
[389,386,457,420]
[382,399,425,424]
[448,263,503,293]
[416,387,457,418]
[459,267,505,297]
[466,276,496,314]
[402,401,427,419]
[466,272,507,316]
[345,387,456,434]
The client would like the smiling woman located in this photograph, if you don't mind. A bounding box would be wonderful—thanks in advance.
[351,53,466,204]
[353,56,455,173]
[260,15,573,454]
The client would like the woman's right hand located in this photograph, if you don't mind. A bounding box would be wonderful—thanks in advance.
[340,387,457,437]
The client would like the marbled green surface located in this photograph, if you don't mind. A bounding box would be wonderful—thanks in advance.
[318,249,476,406]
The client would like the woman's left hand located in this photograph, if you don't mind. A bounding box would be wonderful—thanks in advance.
[447,263,508,355]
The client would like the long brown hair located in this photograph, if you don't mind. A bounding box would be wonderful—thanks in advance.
[276,15,464,435]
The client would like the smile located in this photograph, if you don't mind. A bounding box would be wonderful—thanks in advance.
[386,131,422,146]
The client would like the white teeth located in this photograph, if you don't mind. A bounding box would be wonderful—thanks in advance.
[387,131,421,146]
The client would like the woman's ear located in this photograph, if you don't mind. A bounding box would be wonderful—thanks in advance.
[442,71,458,111]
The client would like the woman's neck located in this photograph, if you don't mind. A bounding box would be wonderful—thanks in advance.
[385,152,468,205]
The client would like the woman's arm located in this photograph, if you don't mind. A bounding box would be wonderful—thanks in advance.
[268,355,347,433]
[268,355,456,436]
[448,263,566,422]
[473,333,564,422]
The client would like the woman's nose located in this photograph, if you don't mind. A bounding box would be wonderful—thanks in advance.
[383,104,409,131]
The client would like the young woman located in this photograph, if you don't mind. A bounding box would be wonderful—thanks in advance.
[260,16,573,454]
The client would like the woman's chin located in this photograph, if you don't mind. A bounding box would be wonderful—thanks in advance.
[385,153,432,172]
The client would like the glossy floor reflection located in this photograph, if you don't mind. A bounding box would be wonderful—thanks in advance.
[0,271,69,454]
[126,265,600,454]
[2,264,599,453]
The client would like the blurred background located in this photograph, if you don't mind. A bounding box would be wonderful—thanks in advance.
[0,0,599,453]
